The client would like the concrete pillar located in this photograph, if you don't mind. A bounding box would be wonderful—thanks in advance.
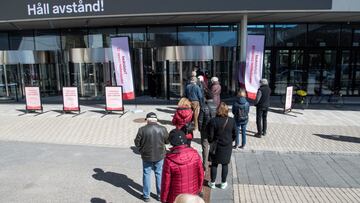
[237,14,247,88]
[240,14,248,64]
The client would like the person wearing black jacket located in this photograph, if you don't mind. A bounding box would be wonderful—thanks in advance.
[134,112,169,202]
[254,79,271,138]
[198,96,217,170]
[207,102,237,189]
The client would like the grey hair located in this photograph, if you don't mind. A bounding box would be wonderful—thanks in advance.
[190,76,198,83]
[260,78,268,85]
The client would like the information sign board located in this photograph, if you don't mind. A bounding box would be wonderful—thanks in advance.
[105,86,124,112]
[25,86,42,111]
[62,87,80,112]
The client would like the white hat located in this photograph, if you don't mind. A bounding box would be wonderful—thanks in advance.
[197,75,204,82]
[211,77,219,83]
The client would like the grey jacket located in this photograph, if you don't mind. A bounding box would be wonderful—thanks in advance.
[134,123,169,162]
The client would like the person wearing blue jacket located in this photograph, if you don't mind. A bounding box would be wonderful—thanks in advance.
[185,76,204,130]
[232,89,250,149]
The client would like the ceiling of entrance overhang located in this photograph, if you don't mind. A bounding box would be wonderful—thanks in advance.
[1,12,360,30]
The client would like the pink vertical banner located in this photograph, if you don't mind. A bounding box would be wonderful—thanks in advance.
[245,35,265,100]
[111,37,135,100]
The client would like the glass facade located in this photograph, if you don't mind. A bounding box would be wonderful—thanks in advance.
[0,23,360,100]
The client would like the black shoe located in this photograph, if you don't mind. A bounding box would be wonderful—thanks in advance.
[255,133,262,138]
[142,195,150,202]
[233,145,238,149]
[262,132,266,136]
[239,145,245,149]
[156,195,160,201]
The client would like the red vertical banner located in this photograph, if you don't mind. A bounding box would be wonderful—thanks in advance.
[111,37,135,100]
[25,86,42,111]
[245,35,265,100]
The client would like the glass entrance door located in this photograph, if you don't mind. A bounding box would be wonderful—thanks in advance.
[154,60,212,99]
[38,64,59,96]
[0,65,18,99]
[351,50,360,96]
[70,63,105,97]
[307,50,337,95]
[274,49,305,95]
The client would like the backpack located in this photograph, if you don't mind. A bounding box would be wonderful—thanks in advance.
[236,103,248,122]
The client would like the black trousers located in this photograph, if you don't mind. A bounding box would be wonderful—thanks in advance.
[256,107,268,134]
[210,163,228,183]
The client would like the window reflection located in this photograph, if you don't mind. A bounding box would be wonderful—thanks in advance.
[275,24,306,47]
[210,25,237,46]
[147,27,177,47]
[61,29,88,49]
[0,33,9,50]
[9,30,35,50]
[308,24,340,47]
[248,24,273,47]
[88,28,116,48]
[35,30,61,50]
[178,26,208,45]
[118,27,146,48]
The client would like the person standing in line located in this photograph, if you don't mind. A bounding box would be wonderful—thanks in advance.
[185,76,204,130]
[134,112,169,202]
[207,102,236,189]
[232,89,250,149]
[198,94,217,170]
[210,77,221,108]
[160,129,204,203]
[148,69,157,98]
[172,98,194,145]
[254,78,271,138]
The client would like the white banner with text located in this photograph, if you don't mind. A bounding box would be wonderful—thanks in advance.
[111,37,135,100]
[245,35,265,100]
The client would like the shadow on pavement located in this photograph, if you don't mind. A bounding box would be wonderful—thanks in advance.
[268,108,298,117]
[156,108,176,114]
[90,197,106,203]
[92,168,143,200]
[314,134,360,144]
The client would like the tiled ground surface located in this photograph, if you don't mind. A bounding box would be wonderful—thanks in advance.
[0,99,360,203]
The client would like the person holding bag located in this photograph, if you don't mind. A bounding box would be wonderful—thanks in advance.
[172,97,194,145]
[207,102,236,189]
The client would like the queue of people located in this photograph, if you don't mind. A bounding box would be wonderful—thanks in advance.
[135,71,271,202]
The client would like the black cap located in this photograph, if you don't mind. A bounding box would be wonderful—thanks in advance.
[169,129,187,146]
[145,112,157,120]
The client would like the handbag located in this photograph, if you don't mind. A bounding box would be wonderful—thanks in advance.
[209,118,229,155]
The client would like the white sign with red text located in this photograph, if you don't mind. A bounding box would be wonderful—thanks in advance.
[245,35,265,100]
[25,86,42,110]
[285,86,293,112]
[62,87,80,111]
[105,86,124,111]
[111,37,135,100]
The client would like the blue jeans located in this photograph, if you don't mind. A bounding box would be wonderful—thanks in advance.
[142,159,164,198]
[235,123,247,146]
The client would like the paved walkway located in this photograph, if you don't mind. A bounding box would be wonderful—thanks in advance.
[0,102,359,153]
[0,98,360,202]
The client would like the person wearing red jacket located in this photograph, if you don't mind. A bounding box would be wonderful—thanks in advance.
[161,129,204,203]
[172,98,194,144]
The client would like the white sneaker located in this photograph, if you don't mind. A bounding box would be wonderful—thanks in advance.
[220,182,228,189]
[208,181,216,189]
